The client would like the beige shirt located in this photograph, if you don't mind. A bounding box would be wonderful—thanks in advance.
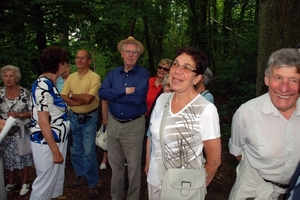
[61,70,101,113]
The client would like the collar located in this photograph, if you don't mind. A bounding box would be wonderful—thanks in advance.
[119,64,138,73]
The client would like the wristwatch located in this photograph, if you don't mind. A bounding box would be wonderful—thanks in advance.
[69,93,73,98]
[19,113,23,120]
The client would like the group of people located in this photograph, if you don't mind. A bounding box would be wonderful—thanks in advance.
[0,35,299,200]
[0,47,100,200]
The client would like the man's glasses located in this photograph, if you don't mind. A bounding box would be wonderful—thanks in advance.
[158,66,170,72]
[123,50,139,56]
[75,56,90,61]
[171,62,197,74]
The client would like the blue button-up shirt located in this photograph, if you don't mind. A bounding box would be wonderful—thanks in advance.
[98,64,149,120]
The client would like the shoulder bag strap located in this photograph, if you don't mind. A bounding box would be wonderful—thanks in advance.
[159,94,172,166]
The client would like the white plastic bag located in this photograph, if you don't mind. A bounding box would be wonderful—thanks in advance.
[95,124,107,150]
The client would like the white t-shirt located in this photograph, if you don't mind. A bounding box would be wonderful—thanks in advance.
[147,93,221,188]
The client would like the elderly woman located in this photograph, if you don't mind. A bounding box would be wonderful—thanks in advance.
[0,65,33,196]
[196,68,214,103]
[145,47,221,199]
[162,74,172,93]
[30,46,69,200]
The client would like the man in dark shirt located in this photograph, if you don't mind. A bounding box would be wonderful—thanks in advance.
[98,36,149,200]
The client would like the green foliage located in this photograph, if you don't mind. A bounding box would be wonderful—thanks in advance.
[0,0,261,136]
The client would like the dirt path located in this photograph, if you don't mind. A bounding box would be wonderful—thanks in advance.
[6,138,236,200]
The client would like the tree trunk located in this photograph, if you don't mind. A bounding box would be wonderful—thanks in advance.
[34,4,47,75]
[143,16,154,75]
[257,0,300,96]
[188,0,208,52]
[222,0,233,58]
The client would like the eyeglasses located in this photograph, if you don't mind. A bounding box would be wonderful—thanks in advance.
[158,66,170,72]
[75,56,90,61]
[171,62,197,74]
[123,50,139,56]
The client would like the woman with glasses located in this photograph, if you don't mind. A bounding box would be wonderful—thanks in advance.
[145,59,172,114]
[145,47,221,199]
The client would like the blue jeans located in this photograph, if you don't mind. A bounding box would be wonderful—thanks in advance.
[69,109,99,187]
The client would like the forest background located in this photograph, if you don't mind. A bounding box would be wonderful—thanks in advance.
[1,0,300,147]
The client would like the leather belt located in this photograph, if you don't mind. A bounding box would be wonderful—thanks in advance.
[111,114,143,123]
[72,108,97,115]
[263,179,289,189]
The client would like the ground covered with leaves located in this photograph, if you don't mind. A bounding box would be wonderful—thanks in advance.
[5,137,237,200]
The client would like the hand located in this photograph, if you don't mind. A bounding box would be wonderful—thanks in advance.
[0,119,5,131]
[52,151,64,164]
[236,155,242,162]
[67,91,73,97]
[102,121,108,126]
[126,87,135,94]
[7,111,20,118]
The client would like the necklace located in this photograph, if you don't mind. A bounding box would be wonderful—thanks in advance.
[4,87,20,112]
[5,97,18,111]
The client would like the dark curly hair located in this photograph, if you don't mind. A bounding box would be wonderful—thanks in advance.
[39,46,69,74]
[173,47,208,75]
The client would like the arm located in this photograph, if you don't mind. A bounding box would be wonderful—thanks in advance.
[203,137,221,186]
[61,94,81,106]
[38,111,64,164]
[60,76,81,106]
[66,92,95,105]
[7,111,31,119]
[61,72,101,106]
[99,67,149,105]
[200,104,221,186]
[69,73,100,104]
[8,88,32,119]
[228,108,246,160]
[102,100,109,126]
[116,69,149,105]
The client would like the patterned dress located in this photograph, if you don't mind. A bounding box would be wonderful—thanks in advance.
[0,86,34,170]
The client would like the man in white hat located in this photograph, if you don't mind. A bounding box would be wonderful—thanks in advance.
[99,36,149,200]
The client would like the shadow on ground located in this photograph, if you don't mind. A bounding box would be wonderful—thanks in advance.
[5,137,236,200]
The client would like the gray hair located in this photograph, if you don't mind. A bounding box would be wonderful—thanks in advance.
[203,68,213,86]
[0,65,21,81]
[158,58,172,67]
[265,48,300,76]
[122,43,140,53]
[162,74,170,87]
